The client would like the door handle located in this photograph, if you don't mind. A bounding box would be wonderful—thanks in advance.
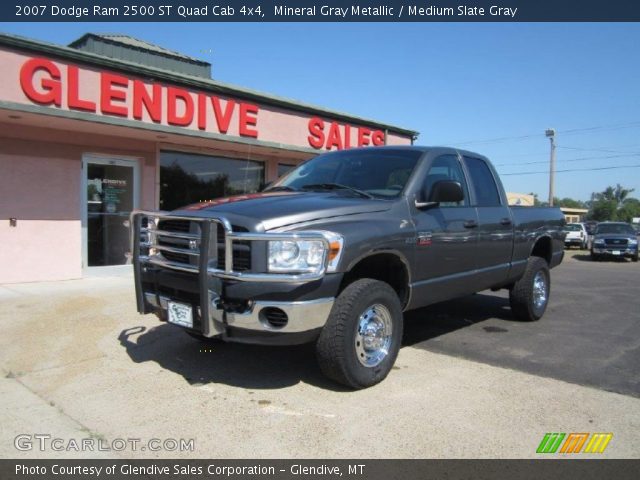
[500,218,512,226]
[463,220,478,229]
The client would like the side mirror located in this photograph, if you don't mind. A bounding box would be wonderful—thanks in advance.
[415,180,464,209]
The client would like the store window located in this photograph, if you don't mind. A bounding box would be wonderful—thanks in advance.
[160,151,265,210]
[277,163,297,178]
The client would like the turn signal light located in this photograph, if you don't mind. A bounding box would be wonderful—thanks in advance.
[328,241,341,262]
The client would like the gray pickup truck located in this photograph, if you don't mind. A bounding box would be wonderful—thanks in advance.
[131,146,565,388]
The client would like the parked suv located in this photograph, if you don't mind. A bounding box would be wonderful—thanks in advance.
[591,222,639,262]
[563,223,588,249]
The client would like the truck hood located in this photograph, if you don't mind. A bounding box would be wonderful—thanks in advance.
[175,191,392,230]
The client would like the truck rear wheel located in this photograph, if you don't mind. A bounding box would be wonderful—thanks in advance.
[316,278,403,389]
[509,256,550,322]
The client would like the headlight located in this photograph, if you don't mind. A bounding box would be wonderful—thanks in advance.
[594,239,605,245]
[268,233,343,274]
[629,238,638,245]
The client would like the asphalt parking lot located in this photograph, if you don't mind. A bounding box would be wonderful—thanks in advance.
[405,251,640,397]
[0,252,639,458]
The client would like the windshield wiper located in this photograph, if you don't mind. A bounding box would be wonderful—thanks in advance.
[300,183,373,199]
[263,185,298,192]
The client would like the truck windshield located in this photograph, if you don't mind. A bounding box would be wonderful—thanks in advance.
[564,224,582,232]
[268,149,422,199]
[595,223,635,235]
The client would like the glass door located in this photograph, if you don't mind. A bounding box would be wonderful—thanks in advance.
[82,156,139,268]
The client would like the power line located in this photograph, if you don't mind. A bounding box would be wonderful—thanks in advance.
[558,145,640,155]
[449,133,539,147]
[443,120,640,147]
[495,152,640,168]
[499,164,640,176]
[559,122,640,136]
[503,151,549,157]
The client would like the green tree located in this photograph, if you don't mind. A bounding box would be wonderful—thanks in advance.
[598,184,633,204]
[617,198,640,223]
[588,184,636,221]
[590,199,617,221]
[527,194,585,208]
[556,197,587,209]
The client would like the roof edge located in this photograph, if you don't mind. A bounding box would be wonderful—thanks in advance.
[68,33,211,67]
[0,32,419,137]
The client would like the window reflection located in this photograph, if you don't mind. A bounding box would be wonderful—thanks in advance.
[160,151,265,210]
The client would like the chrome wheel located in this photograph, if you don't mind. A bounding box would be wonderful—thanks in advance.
[355,304,393,367]
[532,271,548,310]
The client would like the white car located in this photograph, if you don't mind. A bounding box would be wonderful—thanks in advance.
[564,223,588,249]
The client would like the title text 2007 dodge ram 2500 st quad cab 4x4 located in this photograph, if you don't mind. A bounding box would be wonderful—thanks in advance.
[131,146,565,389]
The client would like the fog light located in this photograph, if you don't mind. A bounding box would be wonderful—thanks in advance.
[260,307,288,328]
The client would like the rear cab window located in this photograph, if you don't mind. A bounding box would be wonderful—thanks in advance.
[462,156,502,207]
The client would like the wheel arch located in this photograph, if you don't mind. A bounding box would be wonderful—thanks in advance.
[530,234,552,265]
[341,250,412,309]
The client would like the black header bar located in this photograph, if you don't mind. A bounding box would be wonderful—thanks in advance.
[2,459,640,480]
[3,1,640,22]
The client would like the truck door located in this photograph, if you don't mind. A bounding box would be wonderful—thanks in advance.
[461,155,514,289]
[410,153,479,308]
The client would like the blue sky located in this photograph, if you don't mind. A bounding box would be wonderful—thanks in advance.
[2,22,639,201]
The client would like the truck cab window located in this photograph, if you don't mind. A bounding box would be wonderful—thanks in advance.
[462,156,502,207]
[423,154,468,206]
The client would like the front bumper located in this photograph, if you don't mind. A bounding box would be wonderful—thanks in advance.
[137,267,343,344]
[564,238,584,246]
[145,291,334,345]
[592,246,637,258]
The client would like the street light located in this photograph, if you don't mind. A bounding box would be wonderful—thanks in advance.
[545,128,556,206]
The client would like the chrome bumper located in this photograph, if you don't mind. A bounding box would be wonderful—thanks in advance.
[592,247,637,256]
[144,292,334,335]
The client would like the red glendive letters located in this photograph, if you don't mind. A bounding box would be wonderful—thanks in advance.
[19,57,259,137]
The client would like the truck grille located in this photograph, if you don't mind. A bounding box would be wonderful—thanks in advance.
[604,238,628,246]
[157,219,252,271]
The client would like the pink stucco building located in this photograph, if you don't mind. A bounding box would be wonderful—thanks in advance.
[0,32,417,283]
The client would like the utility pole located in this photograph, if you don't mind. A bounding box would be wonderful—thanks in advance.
[545,128,556,206]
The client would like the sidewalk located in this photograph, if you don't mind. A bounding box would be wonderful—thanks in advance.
[0,269,133,301]
[1,274,638,458]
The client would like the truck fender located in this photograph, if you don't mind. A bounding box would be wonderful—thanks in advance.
[343,249,412,310]
[528,234,553,265]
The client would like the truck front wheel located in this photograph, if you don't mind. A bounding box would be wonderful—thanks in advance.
[509,256,550,321]
[316,278,403,389]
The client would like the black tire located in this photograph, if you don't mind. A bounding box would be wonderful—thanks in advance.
[509,257,550,322]
[591,251,599,261]
[633,253,639,263]
[316,278,403,389]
